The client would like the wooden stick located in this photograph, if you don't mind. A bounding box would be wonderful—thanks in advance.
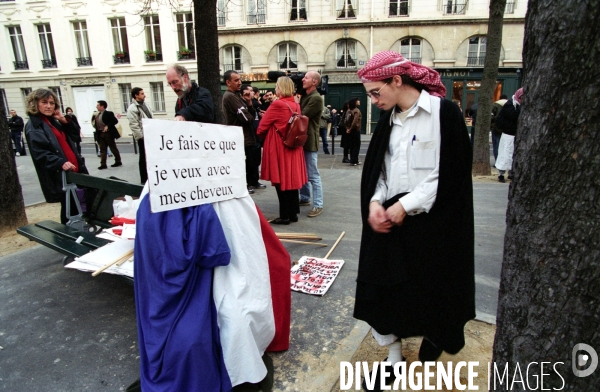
[279,239,328,247]
[324,231,346,259]
[116,256,133,266]
[275,232,318,237]
[92,249,134,277]
[277,235,322,240]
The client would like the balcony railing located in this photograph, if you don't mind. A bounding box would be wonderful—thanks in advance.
[223,63,242,72]
[113,54,130,64]
[505,0,515,14]
[76,57,93,66]
[405,57,421,64]
[218,16,226,26]
[337,7,358,19]
[443,1,466,15]
[41,59,57,69]
[290,9,307,21]
[14,60,29,70]
[247,12,266,24]
[336,57,356,69]
[177,51,196,61]
[467,56,485,66]
[389,2,409,17]
[145,53,163,62]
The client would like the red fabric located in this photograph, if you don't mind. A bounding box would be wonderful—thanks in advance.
[257,97,308,191]
[110,217,136,225]
[357,51,446,98]
[41,116,79,172]
[514,87,524,104]
[255,205,291,351]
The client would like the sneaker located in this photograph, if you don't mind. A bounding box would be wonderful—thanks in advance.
[299,201,311,206]
[15,152,20,156]
[307,207,323,218]
[251,182,267,189]
[351,162,361,166]
[247,186,255,194]
[111,162,122,167]
[98,165,108,170]
[498,175,505,183]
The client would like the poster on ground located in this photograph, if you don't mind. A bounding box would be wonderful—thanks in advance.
[290,256,345,296]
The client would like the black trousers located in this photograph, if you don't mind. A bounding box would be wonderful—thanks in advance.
[245,144,261,186]
[137,138,147,184]
[349,131,361,164]
[275,186,299,220]
[98,132,122,166]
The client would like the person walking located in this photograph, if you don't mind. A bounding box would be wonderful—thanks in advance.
[495,88,523,182]
[346,98,362,165]
[8,109,25,157]
[257,76,308,225]
[64,107,82,154]
[490,94,508,163]
[92,100,122,170]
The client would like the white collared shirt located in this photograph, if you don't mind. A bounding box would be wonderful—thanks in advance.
[371,89,441,215]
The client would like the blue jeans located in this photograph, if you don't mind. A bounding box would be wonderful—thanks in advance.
[300,151,323,208]
[319,128,329,153]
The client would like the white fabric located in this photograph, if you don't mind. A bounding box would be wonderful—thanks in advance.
[212,196,275,386]
[372,328,398,346]
[388,341,403,364]
[371,90,441,215]
[495,133,515,171]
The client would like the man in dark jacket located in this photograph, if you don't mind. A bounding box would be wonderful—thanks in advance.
[354,51,474,390]
[8,109,25,156]
[92,100,122,170]
[166,65,215,123]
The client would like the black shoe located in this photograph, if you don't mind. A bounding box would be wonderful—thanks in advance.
[111,162,122,167]
[361,357,405,391]
[498,175,505,183]
[247,186,255,194]
[252,183,267,189]
[342,157,350,163]
[418,337,443,362]
[98,166,108,170]
[324,151,330,155]
[271,218,290,225]
[290,215,298,222]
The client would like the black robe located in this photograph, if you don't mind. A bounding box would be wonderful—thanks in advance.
[354,98,475,353]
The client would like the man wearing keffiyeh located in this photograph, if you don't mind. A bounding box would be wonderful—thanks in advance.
[354,51,476,391]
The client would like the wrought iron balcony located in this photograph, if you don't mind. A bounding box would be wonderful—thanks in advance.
[145,53,163,62]
[247,13,266,24]
[113,53,130,64]
[177,51,196,61]
[443,1,467,15]
[76,57,93,66]
[505,0,515,14]
[467,56,485,66]
[223,63,242,72]
[14,60,29,70]
[405,57,421,64]
[218,16,226,26]
[41,59,57,69]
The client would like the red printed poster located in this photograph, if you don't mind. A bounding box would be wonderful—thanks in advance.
[290,256,345,296]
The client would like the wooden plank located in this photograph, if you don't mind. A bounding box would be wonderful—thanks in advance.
[35,220,111,249]
[16,225,94,259]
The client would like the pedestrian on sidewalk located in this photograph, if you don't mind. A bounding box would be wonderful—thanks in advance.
[354,51,475,390]
[495,88,523,182]
[127,87,153,184]
[92,100,122,170]
[490,94,508,163]
[64,107,82,154]
[8,109,25,157]
[346,98,362,165]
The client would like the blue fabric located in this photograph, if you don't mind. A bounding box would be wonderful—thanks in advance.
[134,195,232,392]
[300,151,323,208]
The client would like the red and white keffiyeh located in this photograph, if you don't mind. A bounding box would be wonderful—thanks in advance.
[357,51,446,97]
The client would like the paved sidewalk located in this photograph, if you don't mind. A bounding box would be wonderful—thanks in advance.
[3,139,507,391]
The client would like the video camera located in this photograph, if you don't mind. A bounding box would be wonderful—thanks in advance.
[267,71,329,96]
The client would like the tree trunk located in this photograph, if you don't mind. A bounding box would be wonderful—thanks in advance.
[0,106,28,233]
[472,0,506,176]
[194,0,224,124]
[492,1,600,390]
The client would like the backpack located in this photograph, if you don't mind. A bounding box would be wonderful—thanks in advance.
[282,103,309,148]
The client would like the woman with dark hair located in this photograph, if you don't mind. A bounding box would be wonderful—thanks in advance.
[346,97,363,166]
[64,106,82,154]
[339,101,350,162]
[25,89,88,224]
[257,76,308,225]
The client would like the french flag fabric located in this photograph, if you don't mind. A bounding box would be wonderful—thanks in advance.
[134,191,291,391]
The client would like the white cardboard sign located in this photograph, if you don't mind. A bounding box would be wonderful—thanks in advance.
[143,119,247,213]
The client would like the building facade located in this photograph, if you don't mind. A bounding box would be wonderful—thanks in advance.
[1,0,525,135]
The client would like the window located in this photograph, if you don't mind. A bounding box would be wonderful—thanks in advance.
[111,18,130,64]
[444,0,466,15]
[1,89,9,117]
[49,87,64,112]
[290,0,307,21]
[176,13,195,59]
[150,82,165,113]
[37,24,57,68]
[223,46,242,72]
[505,0,515,14]
[278,43,298,70]
[73,21,92,66]
[217,0,226,26]
[8,26,28,70]
[337,0,357,19]
[21,88,32,109]
[389,0,408,17]
[119,84,132,113]
[400,38,421,63]
[468,37,486,66]
[144,15,162,56]
[336,40,356,68]
[247,0,266,24]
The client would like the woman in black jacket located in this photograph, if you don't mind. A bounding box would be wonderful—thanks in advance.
[25,89,88,224]
[65,107,82,154]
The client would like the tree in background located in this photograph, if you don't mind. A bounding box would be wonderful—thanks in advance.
[0,105,28,232]
[472,0,507,176]
[493,0,600,389]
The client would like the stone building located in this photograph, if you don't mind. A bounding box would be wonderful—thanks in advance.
[0,0,524,135]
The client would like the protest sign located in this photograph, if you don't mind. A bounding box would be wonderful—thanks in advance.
[290,256,345,296]
[143,119,246,213]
